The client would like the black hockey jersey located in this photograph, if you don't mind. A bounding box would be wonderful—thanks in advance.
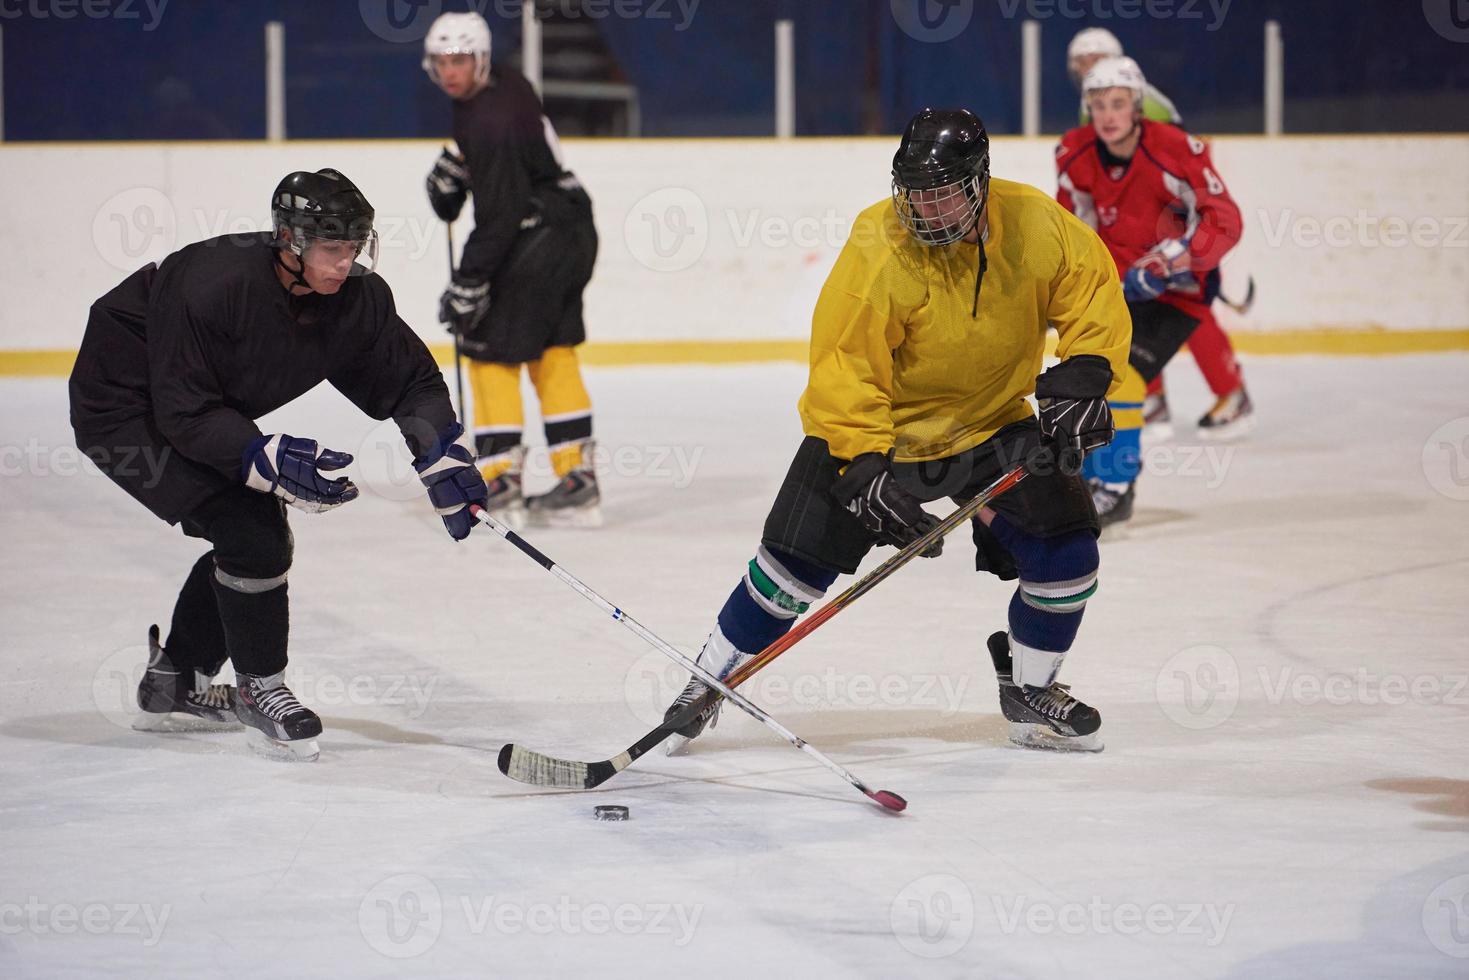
[69,233,454,478]
[452,65,591,282]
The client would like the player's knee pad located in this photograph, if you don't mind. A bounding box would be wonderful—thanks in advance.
[717,545,838,654]
[986,519,1099,617]
[209,498,294,588]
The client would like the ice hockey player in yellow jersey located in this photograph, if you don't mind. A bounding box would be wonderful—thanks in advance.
[662,108,1131,754]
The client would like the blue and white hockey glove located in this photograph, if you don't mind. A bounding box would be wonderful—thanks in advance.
[1122,265,1169,302]
[414,422,489,541]
[1127,237,1198,301]
[243,434,358,513]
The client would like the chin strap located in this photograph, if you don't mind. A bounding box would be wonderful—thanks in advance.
[273,245,312,293]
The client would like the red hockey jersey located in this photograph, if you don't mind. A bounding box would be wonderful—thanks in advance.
[1055,120,1242,300]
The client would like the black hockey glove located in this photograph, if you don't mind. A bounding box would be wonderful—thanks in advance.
[426,147,469,223]
[1035,354,1116,474]
[831,452,942,557]
[439,274,491,337]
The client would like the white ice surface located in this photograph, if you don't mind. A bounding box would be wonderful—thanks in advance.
[2,356,1468,978]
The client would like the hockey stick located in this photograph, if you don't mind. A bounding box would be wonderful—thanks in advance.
[470,505,909,812]
[1218,275,1256,315]
[446,224,468,426]
[495,460,1030,794]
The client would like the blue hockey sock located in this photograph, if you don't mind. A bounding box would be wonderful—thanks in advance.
[713,546,839,658]
[986,517,1099,688]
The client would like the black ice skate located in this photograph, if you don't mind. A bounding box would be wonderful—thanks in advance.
[987,631,1102,753]
[662,635,752,756]
[1196,385,1255,441]
[526,443,602,528]
[234,670,322,762]
[1088,477,1135,529]
[134,625,243,733]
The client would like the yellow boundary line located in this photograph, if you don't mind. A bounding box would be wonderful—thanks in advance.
[5,330,1467,377]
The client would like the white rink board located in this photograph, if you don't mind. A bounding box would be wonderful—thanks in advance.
[1,135,1467,351]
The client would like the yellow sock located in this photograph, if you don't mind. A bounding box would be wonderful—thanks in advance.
[469,360,524,480]
[528,346,593,476]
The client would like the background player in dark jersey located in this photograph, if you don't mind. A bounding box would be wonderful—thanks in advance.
[423,12,602,528]
[69,169,489,760]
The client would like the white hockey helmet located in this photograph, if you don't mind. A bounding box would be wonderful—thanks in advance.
[422,12,492,87]
[1067,27,1123,84]
[1082,55,1147,110]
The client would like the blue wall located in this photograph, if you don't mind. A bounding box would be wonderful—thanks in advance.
[4,1,1466,140]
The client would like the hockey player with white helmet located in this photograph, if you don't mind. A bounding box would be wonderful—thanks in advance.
[1066,30,1255,441]
[423,11,603,528]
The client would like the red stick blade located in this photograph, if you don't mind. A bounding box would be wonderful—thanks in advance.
[869,790,908,812]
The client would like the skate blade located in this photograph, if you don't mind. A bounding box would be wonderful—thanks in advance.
[528,504,603,529]
[664,733,694,757]
[1195,414,1256,442]
[1007,723,1104,753]
[245,729,320,762]
[133,711,243,734]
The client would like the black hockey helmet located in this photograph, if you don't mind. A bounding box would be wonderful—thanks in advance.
[891,108,991,246]
[270,169,379,280]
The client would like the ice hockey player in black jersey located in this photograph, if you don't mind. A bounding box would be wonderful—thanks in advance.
[68,169,489,761]
[423,11,602,528]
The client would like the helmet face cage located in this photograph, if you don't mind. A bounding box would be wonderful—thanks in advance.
[274,214,380,277]
[892,159,990,247]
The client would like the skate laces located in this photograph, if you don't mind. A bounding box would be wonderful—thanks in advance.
[254,683,306,720]
[1024,683,1078,720]
[191,684,233,710]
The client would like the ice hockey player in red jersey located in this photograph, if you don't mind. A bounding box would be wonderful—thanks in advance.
[1055,56,1244,525]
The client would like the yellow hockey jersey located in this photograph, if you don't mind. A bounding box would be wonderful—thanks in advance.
[799,177,1130,463]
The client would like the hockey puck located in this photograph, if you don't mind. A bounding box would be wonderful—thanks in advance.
[592,805,629,822]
